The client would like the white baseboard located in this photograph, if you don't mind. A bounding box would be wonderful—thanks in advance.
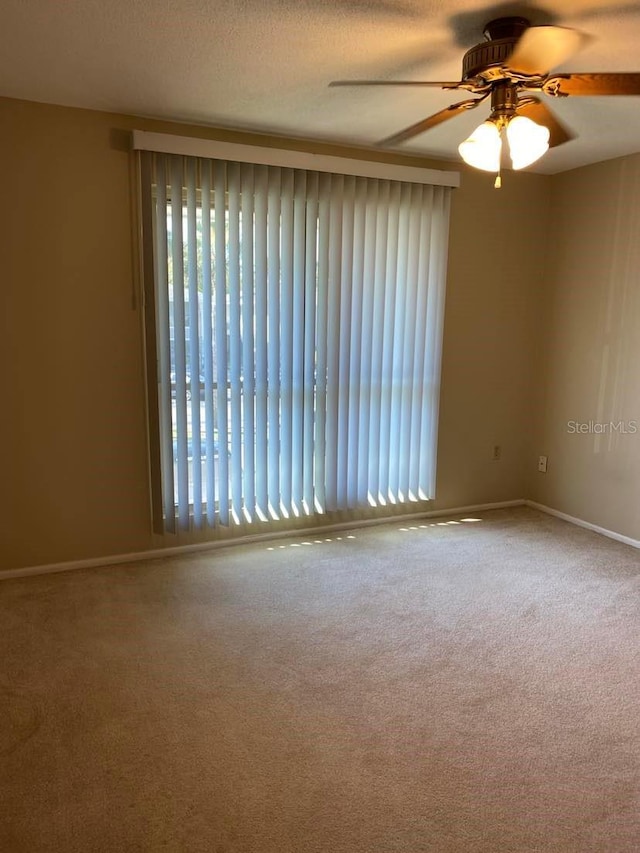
[1,499,525,581]
[526,500,640,550]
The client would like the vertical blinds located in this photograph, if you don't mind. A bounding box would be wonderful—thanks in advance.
[142,152,452,532]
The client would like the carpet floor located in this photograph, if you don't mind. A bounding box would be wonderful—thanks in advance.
[1,506,639,852]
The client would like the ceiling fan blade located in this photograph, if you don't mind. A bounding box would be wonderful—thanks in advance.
[379,96,488,147]
[329,79,464,88]
[544,73,640,96]
[506,26,588,75]
[517,98,575,148]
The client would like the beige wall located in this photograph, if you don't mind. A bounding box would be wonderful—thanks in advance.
[1,96,549,572]
[528,154,640,540]
[439,167,548,509]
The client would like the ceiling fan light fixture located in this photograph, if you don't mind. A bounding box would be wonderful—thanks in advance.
[506,115,550,169]
[458,121,502,172]
[459,115,551,175]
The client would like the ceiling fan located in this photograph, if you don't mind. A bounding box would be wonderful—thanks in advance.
[330,16,640,178]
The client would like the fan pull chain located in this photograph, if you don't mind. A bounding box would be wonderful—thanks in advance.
[494,170,502,189]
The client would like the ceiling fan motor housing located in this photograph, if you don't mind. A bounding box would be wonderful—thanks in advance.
[462,17,530,82]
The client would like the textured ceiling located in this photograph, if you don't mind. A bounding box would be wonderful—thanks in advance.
[3,0,640,173]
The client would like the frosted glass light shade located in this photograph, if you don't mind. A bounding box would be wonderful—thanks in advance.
[506,115,550,169]
[458,121,502,172]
